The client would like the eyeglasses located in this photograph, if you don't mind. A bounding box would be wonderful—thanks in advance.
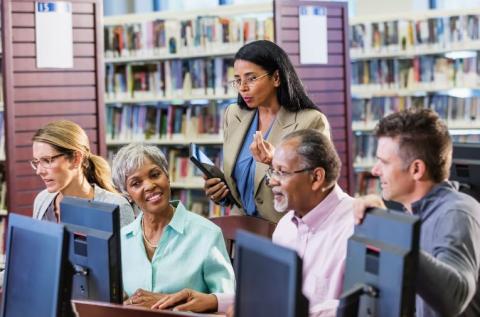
[229,72,270,90]
[30,153,65,171]
[265,166,315,182]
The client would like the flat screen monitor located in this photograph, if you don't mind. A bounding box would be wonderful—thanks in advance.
[450,142,480,202]
[60,196,123,303]
[337,208,420,317]
[234,230,308,317]
[1,214,72,317]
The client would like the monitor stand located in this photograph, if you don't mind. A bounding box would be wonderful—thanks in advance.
[337,284,378,317]
[72,264,90,300]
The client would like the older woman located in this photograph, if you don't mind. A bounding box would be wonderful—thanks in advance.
[112,143,235,313]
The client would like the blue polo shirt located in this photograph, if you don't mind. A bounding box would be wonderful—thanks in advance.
[121,201,235,297]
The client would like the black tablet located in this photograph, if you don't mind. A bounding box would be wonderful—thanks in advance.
[189,143,238,206]
[189,143,226,180]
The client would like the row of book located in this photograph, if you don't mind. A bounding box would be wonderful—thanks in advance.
[175,189,232,218]
[351,55,478,89]
[350,14,480,54]
[352,95,480,129]
[105,57,235,100]
[105,101,228,143]
[354,171,380,196]
[354,132,480,168]
[104,15,274,58]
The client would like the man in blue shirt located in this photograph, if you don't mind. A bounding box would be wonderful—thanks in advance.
[355,108,480,317]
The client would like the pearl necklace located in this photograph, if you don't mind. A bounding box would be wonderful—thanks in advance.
[141,218,158,249]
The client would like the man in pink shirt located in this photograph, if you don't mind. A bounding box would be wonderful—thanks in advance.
[149,129,354,316]
[267,129,354,317]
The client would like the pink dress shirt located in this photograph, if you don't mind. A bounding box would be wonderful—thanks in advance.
[272,185,354,317]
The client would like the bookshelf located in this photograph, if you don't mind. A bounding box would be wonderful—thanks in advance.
[349,8,480,194]
[103,2,274,217]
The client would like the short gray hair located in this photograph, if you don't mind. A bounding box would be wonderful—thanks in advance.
[112,143,169,195]
[282,129,341,189]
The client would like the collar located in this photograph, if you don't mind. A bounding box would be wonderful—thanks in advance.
[235,105,295,130]
[411,181,453,216]
[290,185,348,231]
[123,200,187,238]
[275,106,296,128]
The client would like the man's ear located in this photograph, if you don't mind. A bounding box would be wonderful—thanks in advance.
[311,167,326,191]
[410,159,427,181]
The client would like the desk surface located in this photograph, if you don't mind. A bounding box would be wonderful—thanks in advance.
[72,300,225,317]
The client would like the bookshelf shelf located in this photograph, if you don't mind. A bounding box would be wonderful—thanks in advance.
[351,86,480,99]
[105,46,243,64]
[353,121,480,133]
[105,94,236,104]
[103,2,273,26]
[350,7,480,25]
[106,136,224,146]
[351,41,480,61]
[171,180,204,190]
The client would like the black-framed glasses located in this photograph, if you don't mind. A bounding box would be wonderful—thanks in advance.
[229,72,270,91]
[265,166,315,182]
[30,153,66,171]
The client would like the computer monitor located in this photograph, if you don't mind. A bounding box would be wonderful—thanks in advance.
[60,196,123,303]
[234,230,309,317]
[1,214,73,317]
[450,142,480,202]
[337,208,420,317]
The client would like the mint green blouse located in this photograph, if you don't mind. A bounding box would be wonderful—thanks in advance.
[121,201,235,297]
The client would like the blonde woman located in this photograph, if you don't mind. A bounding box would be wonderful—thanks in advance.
[31,120,134,227]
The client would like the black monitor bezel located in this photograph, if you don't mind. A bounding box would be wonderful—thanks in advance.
[234,230,307,317]
[1,213,72,317]
[60,196,123,303]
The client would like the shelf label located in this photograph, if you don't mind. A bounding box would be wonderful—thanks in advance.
[299,6,328,64]
[35,1,73,68]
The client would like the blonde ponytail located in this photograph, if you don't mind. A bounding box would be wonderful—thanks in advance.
[84,154,117,193]
[33,120,117,193]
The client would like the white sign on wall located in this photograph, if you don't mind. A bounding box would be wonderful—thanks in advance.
[299,6,328,64]
[35,2,73,68]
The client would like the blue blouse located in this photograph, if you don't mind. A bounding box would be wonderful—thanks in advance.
[233,111,273,216]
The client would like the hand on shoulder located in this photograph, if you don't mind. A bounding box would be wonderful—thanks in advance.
[353,194,386,225]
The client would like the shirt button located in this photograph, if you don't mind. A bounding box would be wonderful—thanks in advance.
[256,198,263,204]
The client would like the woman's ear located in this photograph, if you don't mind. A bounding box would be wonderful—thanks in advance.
[72,151,83,169]
[273,70,281,87]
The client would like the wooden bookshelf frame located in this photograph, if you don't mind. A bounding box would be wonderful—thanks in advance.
[274,0,354,193]
[2,0,106,216]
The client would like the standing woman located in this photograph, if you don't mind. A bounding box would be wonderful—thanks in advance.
[205,40,331,223]
[31,120,134,227]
